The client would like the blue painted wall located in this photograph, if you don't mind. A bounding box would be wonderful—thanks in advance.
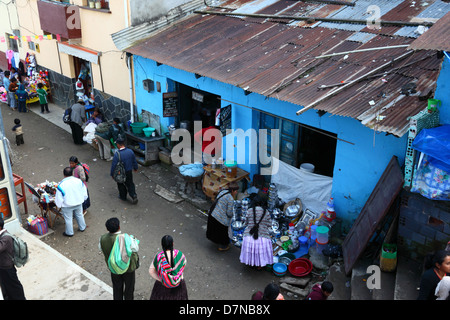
[435,57,450,125]
[133,55,408,227]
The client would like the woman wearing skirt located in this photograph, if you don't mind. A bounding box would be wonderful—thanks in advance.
[206,182,239,251]
[149,235,188,300]
[240,196,273,268]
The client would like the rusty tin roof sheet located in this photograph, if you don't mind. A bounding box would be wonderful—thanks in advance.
[126,0,447,137]
[409,11,450,51]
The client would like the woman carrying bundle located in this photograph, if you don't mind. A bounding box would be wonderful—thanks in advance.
[239,195,273,269]
[149,235,188,300]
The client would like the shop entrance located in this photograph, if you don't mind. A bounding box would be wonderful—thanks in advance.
[73,56,92,99]
[177,83,220,132]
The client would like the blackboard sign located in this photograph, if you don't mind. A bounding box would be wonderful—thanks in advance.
[163,92,178,117]
[220,104,232,136]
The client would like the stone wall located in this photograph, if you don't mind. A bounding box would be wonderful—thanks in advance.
[43,67,131,124]
[92,88,131,125]
[43,67,77,109]
[398,190,450,261]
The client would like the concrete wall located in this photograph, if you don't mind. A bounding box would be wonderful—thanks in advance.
[130,0,192,25]
[435,57,450,125]
[398,191,450,262]
[133,55,409,227]
[15,0,130,103]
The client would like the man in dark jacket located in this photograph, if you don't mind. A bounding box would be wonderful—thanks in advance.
[0,217,26,300]
[99,217,138,300]
[110,138,138,204]
[306,281,333,300]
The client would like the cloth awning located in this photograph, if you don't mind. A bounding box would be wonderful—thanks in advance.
[58,42,100,64]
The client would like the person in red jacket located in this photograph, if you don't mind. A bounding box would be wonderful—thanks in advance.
[306,281,334,300]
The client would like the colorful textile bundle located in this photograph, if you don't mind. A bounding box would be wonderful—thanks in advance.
[155,249,186,288]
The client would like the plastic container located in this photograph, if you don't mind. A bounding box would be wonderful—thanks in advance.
[130,122,148,134]
[316,239,328,254]
[310,224,317,238]
[273,263,287,277]
[300,163,315,173]
[380,243,397,272]
[316,226,329,243]
[299,236,308,250]
[142,127,155,137]
[288,258,312,277]
[224,160,237,178]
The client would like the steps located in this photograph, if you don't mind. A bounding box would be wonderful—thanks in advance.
[325,254,422,300]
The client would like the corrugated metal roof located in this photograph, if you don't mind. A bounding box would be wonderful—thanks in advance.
[409,11,450,50]
[124,0,446,137]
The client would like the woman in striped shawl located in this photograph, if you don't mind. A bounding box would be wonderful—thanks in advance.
[149,235,188,300]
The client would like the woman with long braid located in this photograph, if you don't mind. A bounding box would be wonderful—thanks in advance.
[239,196,273,269]
[149,235,188,300]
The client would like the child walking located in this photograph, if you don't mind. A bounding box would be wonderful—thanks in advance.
[36,83,49,113]
[12,119,24,146]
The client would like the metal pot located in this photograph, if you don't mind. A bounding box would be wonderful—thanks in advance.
[285,204,300,218]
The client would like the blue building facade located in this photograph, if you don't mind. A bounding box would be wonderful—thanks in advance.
[133,55,410,227]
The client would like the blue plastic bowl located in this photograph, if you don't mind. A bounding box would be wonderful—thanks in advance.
[273,262,287,276]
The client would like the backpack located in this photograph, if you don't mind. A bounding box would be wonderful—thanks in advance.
[79,163,90,182]
[63,106,72,124]
[107,233,139,275]
[112,151,126,184]
[4,231,29,267]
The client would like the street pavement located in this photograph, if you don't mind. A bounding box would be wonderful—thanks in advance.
[1,101,277,300]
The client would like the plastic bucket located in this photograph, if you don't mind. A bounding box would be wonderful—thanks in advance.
[316,226,329,243]
[316,239,328,254]
[300,163,315,173]
[380,243,397,272]
[142,127,155,137]
[428,98,441,109]
[130,122,148,134]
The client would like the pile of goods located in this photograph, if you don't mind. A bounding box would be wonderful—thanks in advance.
[230,182,340,277]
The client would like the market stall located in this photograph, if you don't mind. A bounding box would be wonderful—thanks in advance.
[24,70,50,105]
[227,158,339,277]
[202,162,250,200]
[25,180,62,229]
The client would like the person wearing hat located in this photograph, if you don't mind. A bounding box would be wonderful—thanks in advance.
[110,138,138,204]
[70,99,86,145]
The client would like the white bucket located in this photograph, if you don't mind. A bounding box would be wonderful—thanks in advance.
[300,163,315,173]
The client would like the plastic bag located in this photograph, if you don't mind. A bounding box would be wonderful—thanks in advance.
[412,125,450,172]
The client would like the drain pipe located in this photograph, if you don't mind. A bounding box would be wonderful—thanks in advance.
[127,53,135,123]
[124,0,134,122]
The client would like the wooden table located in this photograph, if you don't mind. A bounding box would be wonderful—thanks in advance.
[202,165,250,200]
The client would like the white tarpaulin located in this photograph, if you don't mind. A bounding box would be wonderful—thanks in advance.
[271,158,333,215]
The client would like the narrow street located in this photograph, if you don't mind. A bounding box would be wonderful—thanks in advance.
[3,102,277,300]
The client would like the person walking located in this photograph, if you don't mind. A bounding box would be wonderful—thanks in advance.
[69,156,90,215]
[110,138,138,204]
[55,167,88,237]
[239,195,273,268]
[36,83,49,113]
[99,217,138,300]
[0,216,26,300]
[149,235,188,300]
[206,182,239,251]
[69,99,86,145]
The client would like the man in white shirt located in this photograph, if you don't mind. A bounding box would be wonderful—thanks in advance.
[55,167,88,237]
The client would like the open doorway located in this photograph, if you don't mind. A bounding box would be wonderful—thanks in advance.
[73,57,92,99]
[177,83,220,132]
